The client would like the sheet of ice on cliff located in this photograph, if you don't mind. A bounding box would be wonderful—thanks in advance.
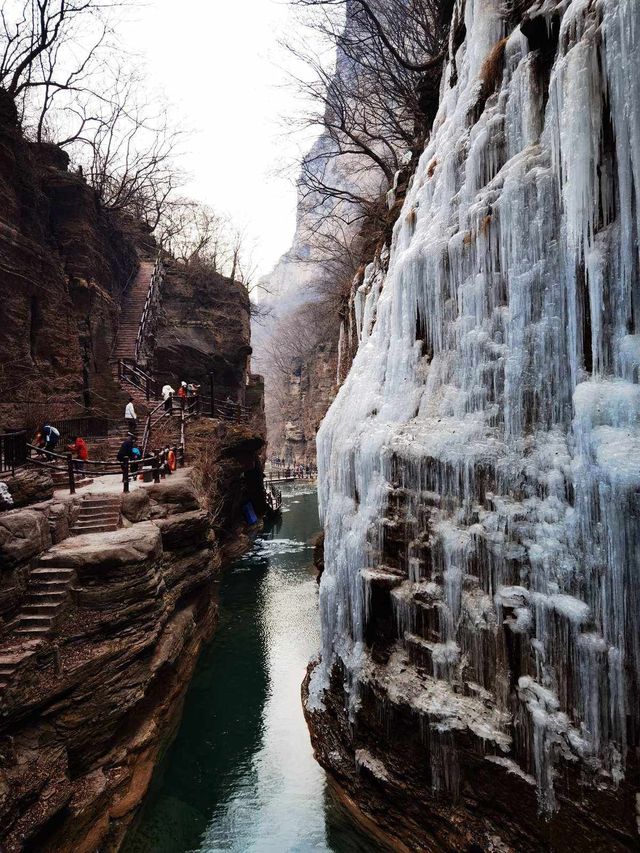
[312,0,640,814]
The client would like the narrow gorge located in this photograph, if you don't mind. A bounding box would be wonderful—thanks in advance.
[1,0,639,850]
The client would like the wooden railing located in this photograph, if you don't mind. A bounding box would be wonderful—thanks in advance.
[135,253,164,364]
[0,431,27,475]
[26,443,185,494]
[197,395,251,423]
[141,398,171,457]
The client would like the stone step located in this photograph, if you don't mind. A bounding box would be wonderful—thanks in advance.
[27,591,67,604]
[16,625,51,636]
[23,602,64,615]
[30,580,71,593]
[31,567,74,580]
[73,518,120,529]
[70,523,118,535]
[17,615,53,628]
[0,650,34,666]
[76,512,120,522]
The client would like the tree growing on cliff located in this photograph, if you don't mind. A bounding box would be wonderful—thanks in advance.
[286,0,452,231]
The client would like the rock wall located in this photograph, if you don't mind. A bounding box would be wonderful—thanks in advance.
[306,0,640,849]
[0,469,260,852]
[0,90,139,431]
[152,263,252,404]
[274,340,339,464]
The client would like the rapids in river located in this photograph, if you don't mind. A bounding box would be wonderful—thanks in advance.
[123,485,377,853]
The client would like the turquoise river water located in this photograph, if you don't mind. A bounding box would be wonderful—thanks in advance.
[123,485,379,853]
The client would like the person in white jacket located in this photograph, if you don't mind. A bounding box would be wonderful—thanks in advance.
[125,397,137,435]
[161,384,175,413]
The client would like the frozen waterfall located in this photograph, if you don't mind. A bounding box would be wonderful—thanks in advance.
[314,0,640,814]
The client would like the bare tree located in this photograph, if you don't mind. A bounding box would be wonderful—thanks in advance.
[284,0,452,235]
[55,67,186,229]
[0,0,126,136]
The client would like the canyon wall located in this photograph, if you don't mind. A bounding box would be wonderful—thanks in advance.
[0,84,267,850]
[152,263,253,404]
[306,0,640,849]
[0,89,140,431]
[0,466,261,852]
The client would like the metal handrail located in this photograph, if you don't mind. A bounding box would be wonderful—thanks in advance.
[25,442,185,494]
[0,430,27,475]
[117,360,160,401]
[135,252,164,364]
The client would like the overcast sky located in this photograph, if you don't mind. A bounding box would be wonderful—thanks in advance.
[120,0,321,278]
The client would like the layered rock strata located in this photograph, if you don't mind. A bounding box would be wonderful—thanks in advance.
[0,467,260,851]
[0,91,140,429]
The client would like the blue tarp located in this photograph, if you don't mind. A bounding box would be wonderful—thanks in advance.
[243,502,258,525]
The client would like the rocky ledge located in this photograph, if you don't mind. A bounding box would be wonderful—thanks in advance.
[0,471,254,851]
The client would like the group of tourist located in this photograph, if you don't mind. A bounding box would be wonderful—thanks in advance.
[160,381,201,413]
[32,425,88,473]
[30,377,201,477]
[269,458,317,479]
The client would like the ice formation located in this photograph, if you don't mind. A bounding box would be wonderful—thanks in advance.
[315,0,640,815]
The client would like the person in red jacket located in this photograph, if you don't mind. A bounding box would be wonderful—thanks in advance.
[68,435,88,474]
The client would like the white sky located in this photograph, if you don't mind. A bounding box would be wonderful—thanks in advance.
[120,0,321,278]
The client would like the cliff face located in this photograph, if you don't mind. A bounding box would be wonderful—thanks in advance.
[152,263,252,403]
[276,340,339,464]
[0,474,233,851]
[306,0,640,849]
[0,91,139,430]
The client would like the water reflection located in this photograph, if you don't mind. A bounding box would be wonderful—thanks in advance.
[124,486,378,853]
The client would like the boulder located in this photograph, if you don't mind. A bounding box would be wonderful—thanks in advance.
[153,510,210,550]
[3,468,54,508]
[40,523,162,572]
[121,490,151,523]
[0,508,51,569]
[146,478,199,515]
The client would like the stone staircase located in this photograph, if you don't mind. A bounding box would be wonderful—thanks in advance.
[0,563,77,689]
[70,495,121,536]
[0,642,40,689]
[16,566,75,636]
[51,468,93,491]
[114,260,155,361]
[0,497,122,693]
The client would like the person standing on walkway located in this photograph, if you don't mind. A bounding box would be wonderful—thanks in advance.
[177,382,187,411]
[67,435,88,473]
[41,424,60,454]
[125,397,137,436]
[162,384,175,413]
